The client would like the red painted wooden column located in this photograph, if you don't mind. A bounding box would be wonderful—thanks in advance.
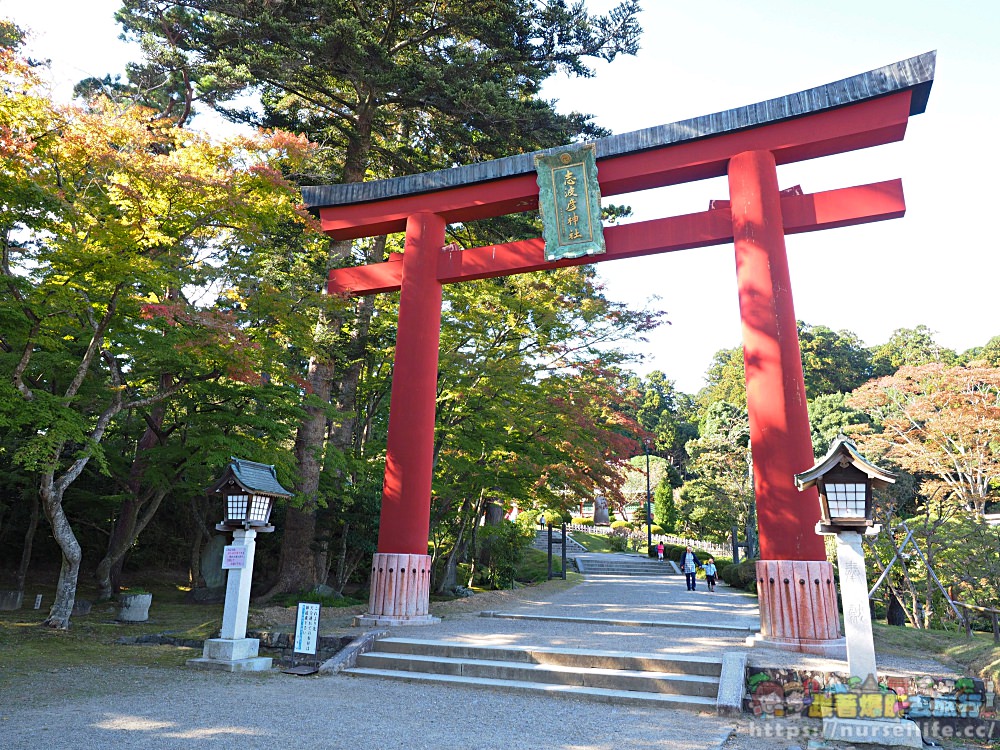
[364,212,444,625]
[728,150,843,655]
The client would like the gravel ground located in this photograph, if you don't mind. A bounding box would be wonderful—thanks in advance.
[1,666,735,750]
[0,563,977,750]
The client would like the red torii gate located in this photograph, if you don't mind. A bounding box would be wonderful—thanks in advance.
[304,52,935,651]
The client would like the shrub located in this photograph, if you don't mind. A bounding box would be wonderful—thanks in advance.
[649,525,664,535]
[610,520,631,530]
[571,517,594,526]
[664,544,686,562]
[477,520,534,589]
[720,558,758,592]
[607,527,630,551]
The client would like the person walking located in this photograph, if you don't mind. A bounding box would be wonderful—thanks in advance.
[679,545,701,591]
[703,557,718,592]
[656,541,664,562]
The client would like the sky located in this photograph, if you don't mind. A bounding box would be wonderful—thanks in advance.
[5,0,1000,393]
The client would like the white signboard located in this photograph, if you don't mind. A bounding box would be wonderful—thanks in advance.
[221,545,247,570]
[294,602,321,655]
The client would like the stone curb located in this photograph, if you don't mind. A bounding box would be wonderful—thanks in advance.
[318,629,389,674]
[716,651,749,716]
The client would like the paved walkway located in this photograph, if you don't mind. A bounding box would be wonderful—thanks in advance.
[395,554,943,675]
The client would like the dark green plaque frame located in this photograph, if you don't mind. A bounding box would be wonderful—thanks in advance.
[534,144,605,262]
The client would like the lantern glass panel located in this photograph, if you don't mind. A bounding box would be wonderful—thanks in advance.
[227,493,249,522]
[825,482,867,519]
[248,494,272,525]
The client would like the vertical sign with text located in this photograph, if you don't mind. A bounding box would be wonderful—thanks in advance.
[294,602,321,655]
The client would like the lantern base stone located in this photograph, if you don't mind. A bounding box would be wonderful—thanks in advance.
[752,560,845,656]
[186,637,273,672]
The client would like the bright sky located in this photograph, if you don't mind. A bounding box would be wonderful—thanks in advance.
[6,1,1000,393]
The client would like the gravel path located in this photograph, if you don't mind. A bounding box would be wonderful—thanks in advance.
[2,666,734,750]
[0,559,967,750]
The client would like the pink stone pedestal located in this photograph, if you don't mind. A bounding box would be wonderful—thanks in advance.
[354,552,440,627]
[752,560,846,657]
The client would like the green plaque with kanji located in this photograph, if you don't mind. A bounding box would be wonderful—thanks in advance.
[534,144,605,262]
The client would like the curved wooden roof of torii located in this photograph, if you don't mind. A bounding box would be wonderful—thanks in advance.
[308,51,935,296]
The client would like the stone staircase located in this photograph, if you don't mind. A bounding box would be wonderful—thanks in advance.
[345,637,721,710]
[530,529,588,554]
[575,554,675,576]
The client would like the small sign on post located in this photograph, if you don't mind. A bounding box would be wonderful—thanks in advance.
[293,602,321,656]
[221,545,247,570]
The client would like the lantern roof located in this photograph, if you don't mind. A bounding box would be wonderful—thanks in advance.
[794,435,897,491]
[208,457,292,498]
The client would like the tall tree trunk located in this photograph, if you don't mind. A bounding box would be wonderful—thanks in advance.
[262,111,375,598]
[260,354,334,599]
[15,490,40,593]
[96,375,171,599]
[886,588,907,626]
[95,487,168,600]
[188,496,214,587]
[40,476,81,629]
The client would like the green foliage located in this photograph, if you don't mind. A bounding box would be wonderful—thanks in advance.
[272,590,365,608]
[653,478,677,532]
[719,559,758,593]
[514,547,564,583]
[870,325,957,377]
[808,393,871,456]
[607,527,630,552]
[630,371,698,466]
[698,347,746,409]
[475,519,533,590]
[797,321,872,398]
[610,520,631,530]
[571,517,594,526]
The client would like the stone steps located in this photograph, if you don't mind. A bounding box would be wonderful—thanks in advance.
[529,530,588,553]
[575,557,675,576]
[344,637,721,710]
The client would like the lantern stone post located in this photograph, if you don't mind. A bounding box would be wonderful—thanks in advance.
[188,458,291,673]
[795,436,921,748]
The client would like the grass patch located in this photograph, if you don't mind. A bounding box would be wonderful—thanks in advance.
[271,591,365,608]
[566,530,615,553]
[0,580,228,684]
[515,547,569,583]
[874,622,1000,682]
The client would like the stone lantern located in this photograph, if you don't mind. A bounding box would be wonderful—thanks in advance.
[188,458,290,673]
[794,441,918,750]
[796,434,895,535]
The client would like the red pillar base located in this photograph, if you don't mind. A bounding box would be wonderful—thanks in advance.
[752,560,846,657]
[355,553,440,627]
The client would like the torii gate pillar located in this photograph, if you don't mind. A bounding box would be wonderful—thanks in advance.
[730,150,841,655]
[359,213,443,626]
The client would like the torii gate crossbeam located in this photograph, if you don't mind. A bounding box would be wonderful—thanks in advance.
[304,52,935,652]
